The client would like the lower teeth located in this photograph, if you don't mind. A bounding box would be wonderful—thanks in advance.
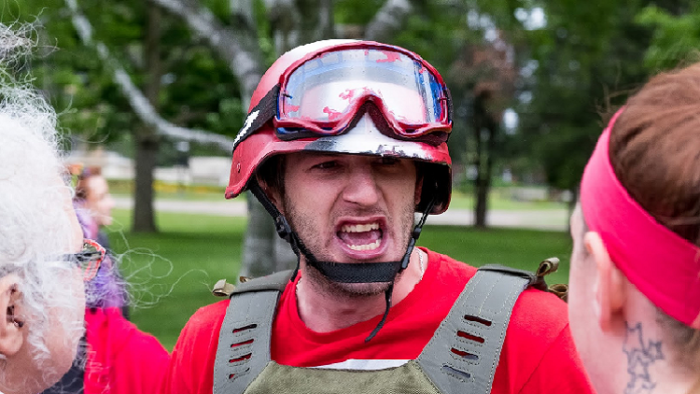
[348,239,381,251]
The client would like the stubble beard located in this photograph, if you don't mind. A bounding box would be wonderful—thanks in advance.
[282,196,416,299]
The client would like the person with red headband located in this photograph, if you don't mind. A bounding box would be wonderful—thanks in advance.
[161,40,594,394]
[569,62,700,394]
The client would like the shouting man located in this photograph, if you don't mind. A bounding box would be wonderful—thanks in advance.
[161,40,594,394]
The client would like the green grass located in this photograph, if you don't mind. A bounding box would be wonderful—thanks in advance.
[109,179,233,202]
[107,209,573,350]
[448,190,567,211]
[107,209,245,350]
[111,190,233,202]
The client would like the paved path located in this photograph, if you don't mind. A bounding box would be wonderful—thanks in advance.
[113,197,569,231]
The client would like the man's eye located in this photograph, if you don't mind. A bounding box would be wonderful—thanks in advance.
[314,161,338,170]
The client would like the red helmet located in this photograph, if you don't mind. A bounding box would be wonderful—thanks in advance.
[226,40,453,214]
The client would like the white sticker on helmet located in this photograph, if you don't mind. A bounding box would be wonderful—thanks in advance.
[233,110,260,149]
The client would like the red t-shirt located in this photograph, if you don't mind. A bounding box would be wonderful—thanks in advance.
[160,248,594,394]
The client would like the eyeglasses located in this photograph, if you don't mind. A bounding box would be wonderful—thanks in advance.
[1,240,104,329]
[61,239,106,282]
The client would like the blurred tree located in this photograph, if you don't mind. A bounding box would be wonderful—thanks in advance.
[8,0,601,278]
[391,0,522,227]
[516,0,657,214]
[448,37,517,227]
[636,2,700,70]
[1,0,243,234]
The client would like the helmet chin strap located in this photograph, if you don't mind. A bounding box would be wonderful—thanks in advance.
[249,179,435,341]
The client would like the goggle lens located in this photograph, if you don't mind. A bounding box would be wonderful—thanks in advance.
[278,47,449,135]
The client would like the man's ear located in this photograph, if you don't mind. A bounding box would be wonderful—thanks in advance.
[255,175,285,215]
[584,231,626,332]
[414,170,424,207]
[0,276,25,358]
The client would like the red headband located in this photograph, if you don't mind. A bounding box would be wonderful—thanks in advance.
[580,109,700,328]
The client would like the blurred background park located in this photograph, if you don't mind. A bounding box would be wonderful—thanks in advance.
[3,0,697,350]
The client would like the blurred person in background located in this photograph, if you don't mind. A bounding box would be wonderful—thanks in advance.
[73,165,115,250]
[69,164,129,317]
[569,62,700,394]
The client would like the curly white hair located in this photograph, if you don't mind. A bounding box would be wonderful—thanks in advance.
[0,24,85,389]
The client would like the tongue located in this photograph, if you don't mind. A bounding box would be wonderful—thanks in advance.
[338,229,381,246]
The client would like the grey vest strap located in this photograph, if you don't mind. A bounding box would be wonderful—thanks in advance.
[213,270,293,394]
[416,264,535,394]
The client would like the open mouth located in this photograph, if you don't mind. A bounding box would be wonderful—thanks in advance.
[337,222,383,251]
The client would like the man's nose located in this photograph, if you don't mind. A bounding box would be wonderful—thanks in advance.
[342,165,380,207]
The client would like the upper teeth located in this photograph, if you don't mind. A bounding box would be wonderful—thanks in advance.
[342,223,379,233]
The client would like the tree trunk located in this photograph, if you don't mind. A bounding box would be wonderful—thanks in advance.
[132,3,162,232]
[472,95,487,228]
[238,192,277,278]
[472,91,498,229]
[478,124,496,227]
[133,133,159,232]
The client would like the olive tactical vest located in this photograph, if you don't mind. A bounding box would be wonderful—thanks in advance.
[213,264,556,394]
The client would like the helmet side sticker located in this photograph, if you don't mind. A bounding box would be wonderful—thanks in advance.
[232,109,259,150]
[231,84,280,154]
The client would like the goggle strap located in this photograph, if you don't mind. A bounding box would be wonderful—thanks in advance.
[249,180,288,239]
[249,180,304,281]
[231,85,280,153]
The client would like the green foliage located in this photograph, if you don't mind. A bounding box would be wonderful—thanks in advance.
[9,0,688,219]
[516,0,655,191]
[253,0,277,65]
[202,0,231,21]
[1,0,244,153]
[390,0,521,169]
[335,0,386,25]
[636,3,700,71]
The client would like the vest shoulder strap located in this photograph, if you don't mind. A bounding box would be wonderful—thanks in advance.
[213,270,292,394]
[416,264,535,394]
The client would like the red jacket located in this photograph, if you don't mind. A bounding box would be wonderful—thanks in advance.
[84,307,170,394]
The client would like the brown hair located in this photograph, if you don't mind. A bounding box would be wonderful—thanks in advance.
[73,166,103,200]
[607,63,700,376]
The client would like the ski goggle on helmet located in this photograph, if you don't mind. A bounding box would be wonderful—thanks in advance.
[276,44,451,139]
[226,40,454,214]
